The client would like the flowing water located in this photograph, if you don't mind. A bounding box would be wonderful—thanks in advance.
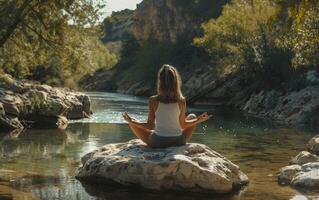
[0,92,318,200]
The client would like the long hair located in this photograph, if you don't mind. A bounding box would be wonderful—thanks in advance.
[156,64,184,103]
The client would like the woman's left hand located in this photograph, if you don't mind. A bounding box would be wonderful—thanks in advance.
[197,112,212,123]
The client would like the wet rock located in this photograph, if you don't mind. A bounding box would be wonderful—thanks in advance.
[308,135,319,155]
[278,165,302,185]
[290,151,319,165]
[278,135,319,192]
[291,162,319,191]
[76,139,249,194]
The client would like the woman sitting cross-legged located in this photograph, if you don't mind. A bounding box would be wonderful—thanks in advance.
[122,64,211,148]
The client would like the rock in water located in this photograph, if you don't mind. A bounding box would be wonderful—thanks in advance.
[76,139,249,194]
[0,73,92,130]
[278,135,319,192]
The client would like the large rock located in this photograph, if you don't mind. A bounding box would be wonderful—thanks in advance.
[76,139,249,194]
[132,0,228,42]
[0,73,92,130]
[243,86,319,129]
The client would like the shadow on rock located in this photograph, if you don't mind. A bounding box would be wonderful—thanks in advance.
[79,178,246,200]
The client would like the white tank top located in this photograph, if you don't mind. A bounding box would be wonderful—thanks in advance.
[154,102,182,137]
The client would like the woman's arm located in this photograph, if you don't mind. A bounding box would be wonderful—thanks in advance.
[122,97,156,130]
[179,100,210,130]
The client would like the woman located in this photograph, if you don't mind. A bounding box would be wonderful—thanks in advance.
[122,64,211,148]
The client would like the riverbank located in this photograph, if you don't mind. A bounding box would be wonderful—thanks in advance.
[0,74,92,131]
[83,68,319,130]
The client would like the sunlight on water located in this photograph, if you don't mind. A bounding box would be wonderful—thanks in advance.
[70,92,148,124]
[0,92,318,200]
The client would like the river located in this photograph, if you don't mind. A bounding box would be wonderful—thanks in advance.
[0,92,317,200]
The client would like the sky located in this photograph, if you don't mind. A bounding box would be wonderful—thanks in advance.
[105,0,143,15]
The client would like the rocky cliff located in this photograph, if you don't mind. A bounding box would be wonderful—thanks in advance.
[132,0,228,42]
[85,0,229,92]
[102,9,134,43]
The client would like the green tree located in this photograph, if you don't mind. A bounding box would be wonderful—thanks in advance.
[194,0,277,76]
[273,0,319,69]
[0,0,117,88]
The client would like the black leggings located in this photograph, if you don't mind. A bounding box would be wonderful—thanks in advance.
[149,132,186,148]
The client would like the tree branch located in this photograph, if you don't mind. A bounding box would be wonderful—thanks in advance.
[0,0,32,48]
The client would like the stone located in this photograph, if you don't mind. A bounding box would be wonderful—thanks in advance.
[76,139,249,194]
[291,162,319,191]
[278,165,302,185]
[66,93,91,119]
[243,86,319,129]
[35,84,52,93]
[289,151,319,165]
[0,94,24,116]
[308,135,319,155]
[0,73,92,130]
[306,70,319,84]
[0,103,24,131]
[278,135,319,192]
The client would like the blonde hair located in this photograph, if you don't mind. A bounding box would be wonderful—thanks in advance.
[156,64,184,103]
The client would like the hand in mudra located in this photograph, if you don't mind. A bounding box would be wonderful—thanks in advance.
[198,112,212,123]
[122,112,138,123]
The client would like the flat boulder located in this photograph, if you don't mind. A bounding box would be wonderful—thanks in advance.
[76,139,249,194]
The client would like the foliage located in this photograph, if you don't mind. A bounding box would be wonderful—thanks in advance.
[0,0,117,88]
[113,35,210,90]
[194,0,276,71]
[194,0,318,89]
[273,0,319,69]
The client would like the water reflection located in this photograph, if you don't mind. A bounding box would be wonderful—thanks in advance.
[0,92,318,200]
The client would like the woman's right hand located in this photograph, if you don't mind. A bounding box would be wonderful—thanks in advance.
[197,112,212,123]
[122,112,132,123]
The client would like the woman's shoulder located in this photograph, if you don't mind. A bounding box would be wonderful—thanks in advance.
[149,95,158,102]
[178,97,186,104]
[149,95,159,106]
